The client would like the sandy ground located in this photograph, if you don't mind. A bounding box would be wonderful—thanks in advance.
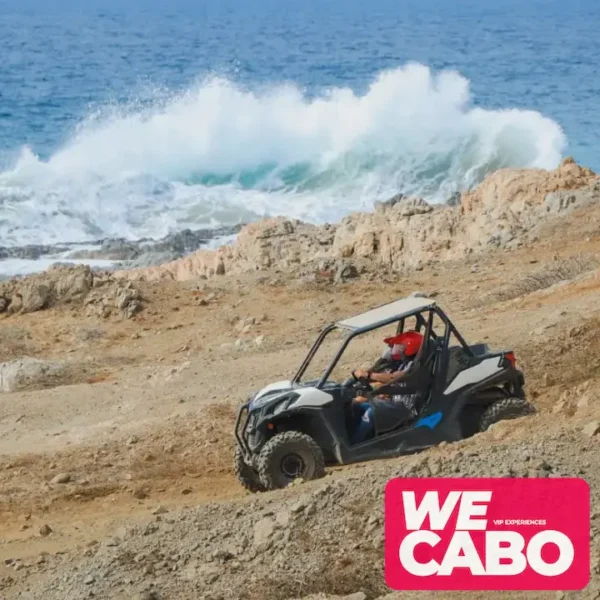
[1,203,600,598]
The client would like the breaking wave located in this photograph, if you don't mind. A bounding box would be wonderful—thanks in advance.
[0,63,567,246]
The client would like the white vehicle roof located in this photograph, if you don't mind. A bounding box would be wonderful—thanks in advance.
[336,296,437,331]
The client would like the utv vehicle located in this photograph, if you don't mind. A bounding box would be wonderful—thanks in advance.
[234,296,533,492]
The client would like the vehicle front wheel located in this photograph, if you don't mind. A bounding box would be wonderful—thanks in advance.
[479,397,536,432]
[257,431,325,491]
[235,446,265,493]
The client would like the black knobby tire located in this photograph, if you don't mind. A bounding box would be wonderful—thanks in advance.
[234,446,265,493]
[479,397,536,432]
[257,431,325,491]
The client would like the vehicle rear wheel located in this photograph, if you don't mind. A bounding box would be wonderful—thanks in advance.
[479,397,535,432]
[257,431,325,491]
[235,446,265,493]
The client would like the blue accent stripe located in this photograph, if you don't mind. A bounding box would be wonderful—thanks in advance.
[415,411,443,429]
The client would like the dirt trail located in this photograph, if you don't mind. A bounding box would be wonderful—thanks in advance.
[0,473,242,563]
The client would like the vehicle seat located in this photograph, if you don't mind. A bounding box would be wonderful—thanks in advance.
[469,343,490,356]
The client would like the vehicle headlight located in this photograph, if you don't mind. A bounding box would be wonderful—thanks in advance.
[273,399,291,415]
[272,393,300,413]
[249,394,274,409]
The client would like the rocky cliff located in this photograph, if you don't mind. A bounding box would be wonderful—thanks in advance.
[120,158,599,282]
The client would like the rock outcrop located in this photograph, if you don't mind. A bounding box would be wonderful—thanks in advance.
[0,265,143,318]
[120,159,599,282]
[459,157,598,250]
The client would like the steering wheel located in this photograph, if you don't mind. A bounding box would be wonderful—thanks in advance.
[351,371,373,392]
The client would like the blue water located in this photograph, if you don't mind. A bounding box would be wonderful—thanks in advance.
[0,0,599,249]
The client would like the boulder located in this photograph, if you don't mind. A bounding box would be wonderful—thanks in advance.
[253,517,275,547]
[20,283,51,313]
[334,261,359,284]
[54,267,93,299]
[115,286,142,318]
[51,473,72,484]
[375,192,404,209]
[583,421,600,438]
[7,294,23,314]
[0,358,65,393]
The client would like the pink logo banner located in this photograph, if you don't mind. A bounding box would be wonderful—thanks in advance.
[385,478,590,591]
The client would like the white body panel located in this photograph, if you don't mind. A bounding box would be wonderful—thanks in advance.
[443,357,503,395]
[290,387,334,408]
[255,380,294,400]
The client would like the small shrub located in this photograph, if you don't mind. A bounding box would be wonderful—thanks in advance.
[495,255,598,301]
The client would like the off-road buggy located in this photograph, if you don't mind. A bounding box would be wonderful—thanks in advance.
[234,296,534,492]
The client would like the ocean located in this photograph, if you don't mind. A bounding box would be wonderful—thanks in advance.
[1,0,599,273]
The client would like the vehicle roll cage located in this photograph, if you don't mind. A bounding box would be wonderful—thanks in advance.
[292,305,472,389]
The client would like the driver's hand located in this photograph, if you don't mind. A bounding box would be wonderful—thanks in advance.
[353,395,367,403]
[353,369,368,379]
[372,382,383,390]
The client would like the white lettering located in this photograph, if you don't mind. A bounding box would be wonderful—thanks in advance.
[399,530,575,576]
[399,531,441,576]
[456,491,491,530]
[402,491,462,531]
[438,531,486,575]
[527,531,574,576]
[485,531,527,575]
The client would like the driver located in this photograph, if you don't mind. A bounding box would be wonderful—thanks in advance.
[352,331,423,384]
[351,331,424,444]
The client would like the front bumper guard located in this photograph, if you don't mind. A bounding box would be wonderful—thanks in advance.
[235,402,251,458]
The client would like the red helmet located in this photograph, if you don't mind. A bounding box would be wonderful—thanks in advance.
[383,331,424,360]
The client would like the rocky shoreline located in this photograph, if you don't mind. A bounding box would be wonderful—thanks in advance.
[1,159,598,286]
[0,224,243,278]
